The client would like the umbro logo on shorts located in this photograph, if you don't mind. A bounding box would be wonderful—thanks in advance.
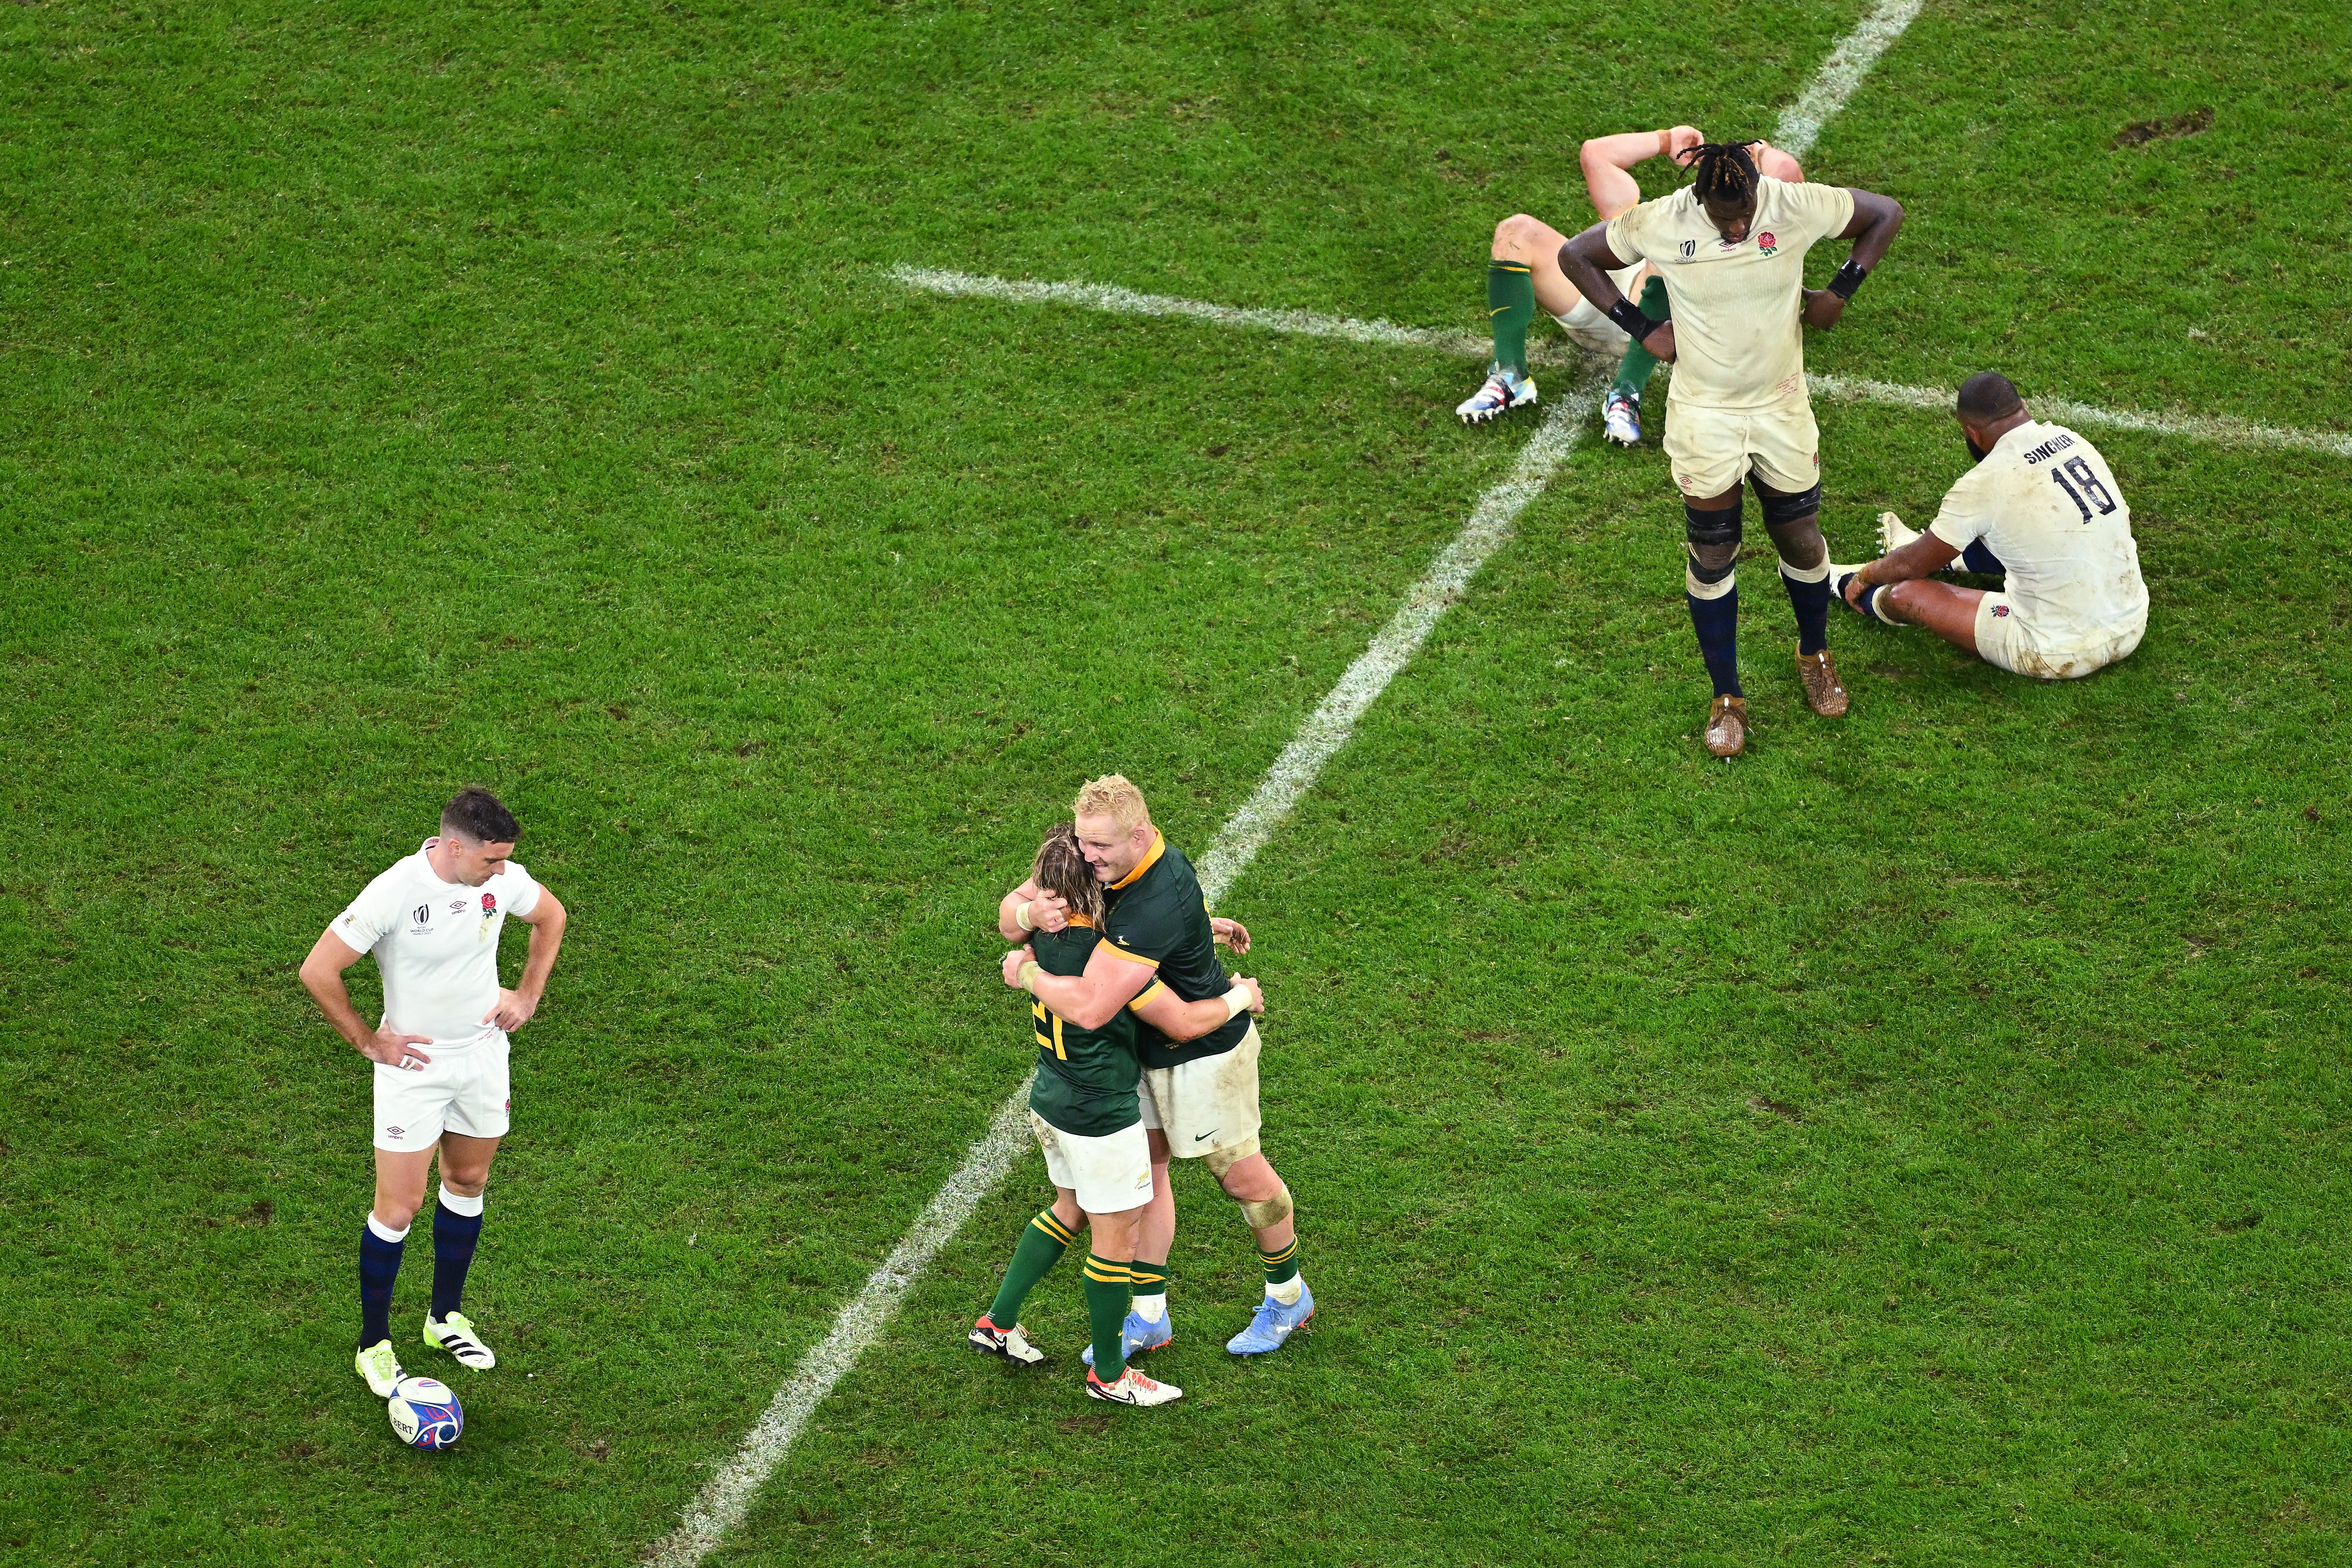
[386,1125,405,1137]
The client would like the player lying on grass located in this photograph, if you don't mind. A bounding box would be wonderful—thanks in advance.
[1000,774,1313,1361]
[1832,371,2149,679]
[1457,125,1804,443]
[1560,139,1904,757]
[975,824,1266,1406]
[297,788,569,1400]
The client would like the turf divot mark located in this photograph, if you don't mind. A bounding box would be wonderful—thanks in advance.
[644,395,1595,1566]
[896,271,2352,461]
[1771,0,1926,158]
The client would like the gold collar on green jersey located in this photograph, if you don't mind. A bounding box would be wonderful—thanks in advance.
[1108,829,1166,891]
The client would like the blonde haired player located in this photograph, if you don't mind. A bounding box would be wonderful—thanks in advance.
[1456,126,1804,445]
[1834,372,2149,679]
[999,775,1313,1360]
[298,788,568,1400]
[976,824,1264,1406]
[1560,140,1905,756]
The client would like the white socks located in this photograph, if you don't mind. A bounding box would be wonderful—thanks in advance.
[437,1184,485,1218]
[365,1213,412,1243]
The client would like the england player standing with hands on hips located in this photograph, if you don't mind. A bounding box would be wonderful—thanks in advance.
[1560,141,1904,757]
[299,788,568,1398]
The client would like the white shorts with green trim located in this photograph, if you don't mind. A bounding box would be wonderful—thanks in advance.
[1028,1111,1153,1214]
[1974,595,2145,680]
[1136,1023,1263,1159]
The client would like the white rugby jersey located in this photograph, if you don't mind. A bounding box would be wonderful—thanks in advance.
[1927,420,2149,641]
[1605,176,1856,411]
[334,839,543,1047]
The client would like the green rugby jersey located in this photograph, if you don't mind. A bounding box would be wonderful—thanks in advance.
[1028,917,1151,1138]
[1100,831,1250,1070]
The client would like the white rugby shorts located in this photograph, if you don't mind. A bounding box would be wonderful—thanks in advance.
[1973,595,2146,680]
[1663,395,1821,498]
[373,1031,511,1151]
[1137,1023,1263,1160]
[1027,1112,1153,1215]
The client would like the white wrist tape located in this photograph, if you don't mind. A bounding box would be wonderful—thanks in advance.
[1014,900,1035,932]
[1019,962,1042,993]
[1222,983,1253,1020]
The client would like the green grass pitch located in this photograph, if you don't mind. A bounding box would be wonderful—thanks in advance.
[4,0,2351,1563]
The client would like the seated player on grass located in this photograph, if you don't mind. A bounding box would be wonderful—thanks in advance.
[972,823,1265,1408]
[1457,125,1804,443]
[1832,372,2149,680]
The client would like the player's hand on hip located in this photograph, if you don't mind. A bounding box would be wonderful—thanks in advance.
[1644,321,1676,361]
[1210,917,1251,955]
[1001,944,1037,989]
[362,1025,435,1071]
[482,988,538,1031]
[1802,289,1847,330]
[1027,891,1070,933]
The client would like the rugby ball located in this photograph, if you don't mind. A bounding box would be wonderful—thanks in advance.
[388,1375,463,1450]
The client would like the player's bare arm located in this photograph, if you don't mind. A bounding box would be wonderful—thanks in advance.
[485,888,567,1031]
[999,878,1070,941]
[1559,224,1674,360]
[1844,530,1959,605]
[300,929,435,1070]
[1801,189,1905,330]
[1134,973,1265,1043]
[1001,938,1158,1031]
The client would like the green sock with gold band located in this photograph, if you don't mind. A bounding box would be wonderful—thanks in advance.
[1258,1236,1300,1287]
[1127,1256,1169,1321]
[1081,1255,1134,1381]
[1610,274,1671,401]
[987,1209,1075,1327]
[1487,260,1535,377]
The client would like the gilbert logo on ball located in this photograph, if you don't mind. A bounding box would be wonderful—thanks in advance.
[388,1375,464,1450]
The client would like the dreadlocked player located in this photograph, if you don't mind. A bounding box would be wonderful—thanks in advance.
[1455,126,1805,440]
[1560,140,1904,757]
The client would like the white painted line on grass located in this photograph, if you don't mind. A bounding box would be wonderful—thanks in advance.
[644,394,1598,1568]
[1196,397,1595,898]
[896,271,2352,461]
[886,265,1494,360]
[643,1094,1035,1568]
[1772,0,1926,158]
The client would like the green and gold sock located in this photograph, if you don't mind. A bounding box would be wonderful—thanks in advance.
[1127,1256,1169,1321]
[986,1209,1075,1327]
[1258,1237,1300,1288]
[1487,261,1535,378]
[1081,1255,1134,1381]
[1609,275,1671,402]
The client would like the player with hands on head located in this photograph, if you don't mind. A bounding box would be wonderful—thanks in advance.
[999,775,1310,1360]
[1559,139,1904,756]
[298,788,568,1401]
[1832,371,2148,679]
[974,824,1265,1406]
[1459,124,1806,442]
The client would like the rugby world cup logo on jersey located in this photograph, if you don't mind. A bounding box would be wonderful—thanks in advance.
[409,903,433,934]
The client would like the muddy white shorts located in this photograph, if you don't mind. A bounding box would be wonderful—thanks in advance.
[373,1031,511,1151]
[1974,596,2146,680]
[1027,1111,1153,1214]
[1663,394,1821,498]
[1137,1023,1263,1159]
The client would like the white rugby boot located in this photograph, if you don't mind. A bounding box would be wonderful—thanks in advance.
[355,1339,407,1398]
[968,1315,1049,1366]
[1085,1365,1184,1406]
[1601,388,1643,446]
[424,1310,497,1370]
[1456,368,1536,425]
[1877,510,1921,554]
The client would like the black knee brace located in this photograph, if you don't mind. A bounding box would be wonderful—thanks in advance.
[1684,498,1743,548]
[1755,481,1823,527]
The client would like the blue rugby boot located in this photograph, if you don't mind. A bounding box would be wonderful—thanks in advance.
[1225,1282,1314,1356]
[1080,1305,1173,1369]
